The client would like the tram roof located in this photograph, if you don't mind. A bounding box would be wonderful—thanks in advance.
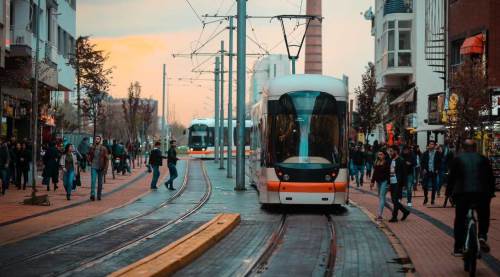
[189,118,252,128]
[266,74,348,101]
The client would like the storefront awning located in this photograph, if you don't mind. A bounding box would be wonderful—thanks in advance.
[390,87,415,105]
[460,34,484,55]
[416,125,446,132]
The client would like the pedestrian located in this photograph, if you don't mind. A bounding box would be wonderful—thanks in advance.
[103,139,112,183]
[421,140,442,205]
[401,146,416,207]
[388,145,410,223]
[87,136,108,201]
[42,141,60,191]
[370,151,390,220]
[7,140,17,188]
[164,139,179,190]
[0,138,10,195]
[365,145,374,179]
[149,141,166,189]
[77,137,90,172]
[437,142,454,197]
[447,139,495,256]
[351,145,365,187]
[413,145,422,191]
[60,144,78,200]
[18,142,31,190]
[14,143,23,189]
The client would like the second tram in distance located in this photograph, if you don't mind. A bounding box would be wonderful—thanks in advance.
[250,74,349,206]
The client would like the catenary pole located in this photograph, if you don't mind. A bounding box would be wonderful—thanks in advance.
[219,40,225,169]
[235,0,246,190]
[162,64,166,153]
[214,57,220,163]
[227,16,234,178]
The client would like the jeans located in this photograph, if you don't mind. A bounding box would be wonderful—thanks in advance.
[406,174,414,203]
[414,166,420,187]
[423,171,438,202]
[365,162,373,178]
[377,180,389,217]
[91,168,104,197]
[150,165,160,188]
[165,163,178,188]
[454,193,491,251]
[63,169,75,197]
[353,165,364,186]
[390,183,409,219]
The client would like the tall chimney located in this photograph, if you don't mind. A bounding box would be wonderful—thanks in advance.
[305,0,322,74]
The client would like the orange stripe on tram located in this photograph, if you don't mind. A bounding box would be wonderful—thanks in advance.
[266,181,348,193]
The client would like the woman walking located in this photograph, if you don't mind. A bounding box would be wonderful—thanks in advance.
[370,151,390,220]
[60,144,78,200]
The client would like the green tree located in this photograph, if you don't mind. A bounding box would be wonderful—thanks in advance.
[355,62,381,138]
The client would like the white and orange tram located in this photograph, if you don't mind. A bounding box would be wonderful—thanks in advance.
[187,118,253,159]
[250,74,349,205]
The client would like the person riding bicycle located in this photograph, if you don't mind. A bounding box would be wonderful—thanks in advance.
[447,139,495,256]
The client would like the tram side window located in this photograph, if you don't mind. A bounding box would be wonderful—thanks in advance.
[207,127,215,146]
[232,127,251,146]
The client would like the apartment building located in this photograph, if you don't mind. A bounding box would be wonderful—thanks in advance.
[0,0,76,140]
[367,0,445,148]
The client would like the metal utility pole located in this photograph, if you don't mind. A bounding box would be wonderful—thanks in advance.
[235,0,247,190]
[219,41,225,169]
[161,64,167,154]
[291,57,296,74]
[214,57,220,163]
[227,16,234,178]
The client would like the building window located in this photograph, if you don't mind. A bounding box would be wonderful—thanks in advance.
[383,19,412,69]
[450,38,464,66]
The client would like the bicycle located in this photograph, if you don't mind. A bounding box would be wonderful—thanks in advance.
[463,206,481,277]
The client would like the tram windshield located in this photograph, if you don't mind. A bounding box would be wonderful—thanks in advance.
[188,124,214,147]
[269,91,345,167]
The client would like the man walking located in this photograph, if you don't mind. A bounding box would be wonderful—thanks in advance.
[78,137,90,172]
[388,145,410,223]
[164,140,179,190]
[351,145,365,187]
[421,140,442,205]
[0,138,10,195]
[149,141,166,189]
[88,136,108,201]
[448,139,495,256]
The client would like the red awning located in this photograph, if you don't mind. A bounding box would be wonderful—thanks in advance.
[460,34,484,55]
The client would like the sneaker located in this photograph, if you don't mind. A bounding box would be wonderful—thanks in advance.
[90,195,95,201]
[401,210,410,221]
[66,195,71,200]
[407,202,413,207]
[388,218,398,223]
[479,238,490,253]
[452,248,464,257]
[168,186,176,190]
[423,198,428,205]
[376,216,383,221]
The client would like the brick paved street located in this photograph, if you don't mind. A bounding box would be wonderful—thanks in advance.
[349,180,500,277]
[0,163,168,245]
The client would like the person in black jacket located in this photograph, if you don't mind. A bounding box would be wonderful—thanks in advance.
[447,139,495,256]
[421,140,442,205]
[388,145,410,223]
[19,142,32,190]
[42,141,60,191]
[0,138,10,195]
[149,141,166,189]
[164,140,179,190]
[401,146,416,207]
[351,145,365,187]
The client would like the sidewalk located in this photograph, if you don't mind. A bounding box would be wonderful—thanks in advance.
[350,181,500,277]
[0,163,168,245]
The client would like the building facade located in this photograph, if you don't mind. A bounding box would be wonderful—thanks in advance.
[0,0,9,69]
[368,0,445,148]
[0,0,76,141]
[250,54,291,105]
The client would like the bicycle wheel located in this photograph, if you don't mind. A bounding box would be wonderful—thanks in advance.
[464,222,478,277]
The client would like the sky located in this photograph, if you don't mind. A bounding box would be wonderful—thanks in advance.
[77,0,374,126]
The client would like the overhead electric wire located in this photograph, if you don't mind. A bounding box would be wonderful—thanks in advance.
[185,0,204,24]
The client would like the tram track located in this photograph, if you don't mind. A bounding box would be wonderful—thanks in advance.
[0,159,214,277]
[244,213,336,277]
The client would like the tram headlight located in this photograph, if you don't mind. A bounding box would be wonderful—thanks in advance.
[283,174,290,181]
[325,175,332,181]
[190,148,193,151]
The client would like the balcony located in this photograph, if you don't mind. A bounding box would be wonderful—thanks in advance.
[384,0,413,16]
[45,42,58,64]
[9,27,33,57]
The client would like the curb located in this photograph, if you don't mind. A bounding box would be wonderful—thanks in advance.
[350,200,417,277]
[109,213,241,277]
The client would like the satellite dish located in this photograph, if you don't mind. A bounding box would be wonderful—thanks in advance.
[364,7,374,20]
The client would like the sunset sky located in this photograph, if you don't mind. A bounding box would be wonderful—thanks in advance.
[77,0,374,126]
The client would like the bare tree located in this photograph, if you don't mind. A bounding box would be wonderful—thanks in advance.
[355,62,381,138]
[138,98,155,143]
[447,58,489,145]
[122,82,141,141]
[54,101,79,134]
